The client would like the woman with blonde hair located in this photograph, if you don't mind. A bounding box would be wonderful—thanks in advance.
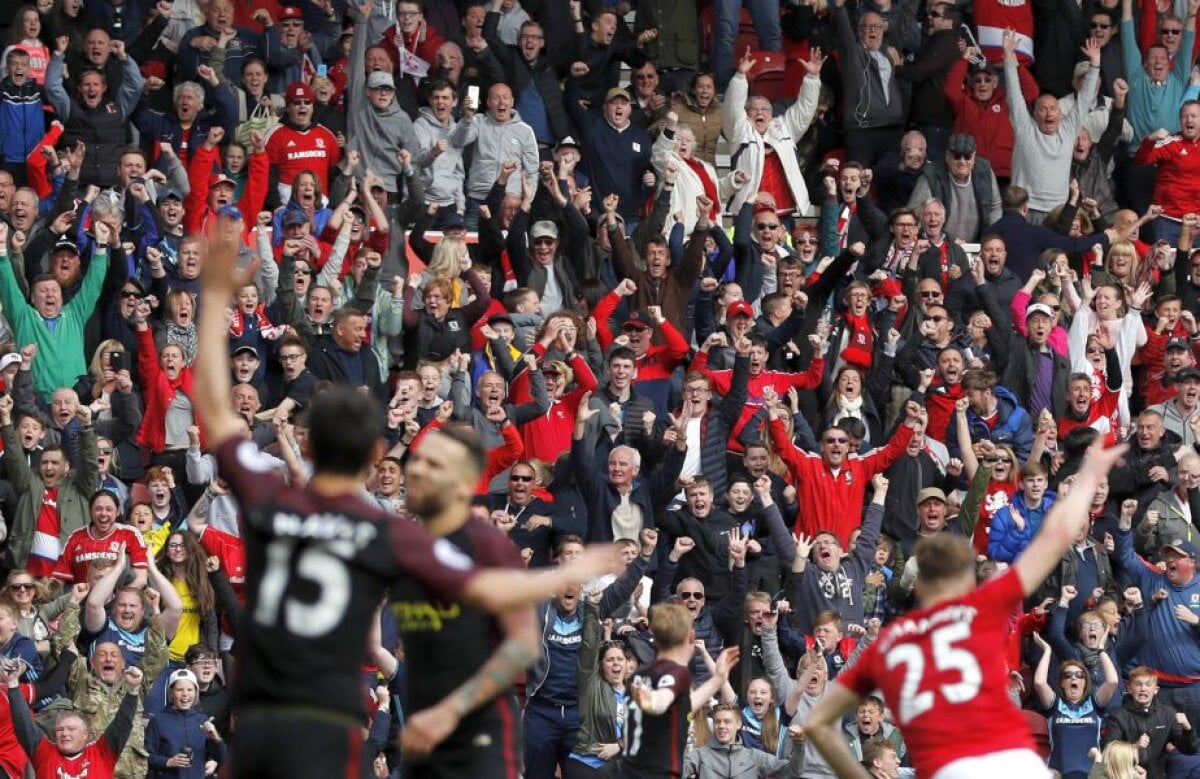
[413,235,471,309]
[1089,740,1145,779]
[0,569,73,660]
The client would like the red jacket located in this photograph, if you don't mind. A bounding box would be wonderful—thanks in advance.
[593,291,689,383]
[769,417,915,544]
[411,418,524,493]
[1135,133,1200,218]
[944,57,1040,179]
[184,144,270,237]
[135,327,201,453]
[511,345,598,463]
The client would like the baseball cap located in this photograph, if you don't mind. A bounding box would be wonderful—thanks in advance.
[366,70,395,90]
[1026,303,1055,320]
[947,133,976,156]
[556,135,581,151]
[52,236,79,255]
[486,312,514,328]
[1161,539,1199,559]
[232,345,260,360]
[285,81,315,104]
[156,188,183,204]
[1167,336,1191,352]
[622,310,652,331]
[726,300,755,319]
[605,87,631,103]
[279,6,303,21]
[1176,366,1200,383]
[917,487,947,505]
[439,210,466,231]
[281,209,309,228]
[168,669,199,689]
[0,353,21,372]
[217,205,243,221]
[209,172,236,190]
[531,220,558,240]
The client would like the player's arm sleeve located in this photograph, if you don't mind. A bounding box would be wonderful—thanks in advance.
[387,521,478,604]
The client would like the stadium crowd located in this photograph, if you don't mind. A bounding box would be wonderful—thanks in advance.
[1,0,1200,776]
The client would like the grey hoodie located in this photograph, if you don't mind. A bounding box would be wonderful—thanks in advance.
[346,8,418,192]
[460,109,540,200]
[682,737,798,778]
[413,107,470,208]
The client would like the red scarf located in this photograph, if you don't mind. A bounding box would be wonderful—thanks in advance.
[229,305,273,339]
[841,312,874,369]
[682,157,720,222]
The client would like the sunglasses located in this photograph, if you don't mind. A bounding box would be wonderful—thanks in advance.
[928,10,947,17]
[9,583,34,591]
[1162,28,1183,34]
[823,436,849,444]
[120,290,142,299]
[291,99,313,106]
[510,474,533,482]
[927,315,948,323]
[532,237,556,245]
[679,591,705,600]
[756,222,780,230]
[1061,670,1087,679]
[919,290,941,298]
[950,151,973,160]
[795,236,816,245]
[1091,21,1112,28]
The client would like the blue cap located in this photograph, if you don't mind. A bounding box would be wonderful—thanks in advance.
[156,188,183,204]
[1161,539,1200,559]
[439,210,466,230]
[217,205,243,220]
[282,209,308,228]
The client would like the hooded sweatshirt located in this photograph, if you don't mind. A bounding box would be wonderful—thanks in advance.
[460,108,539,200]
[413,107,469,208]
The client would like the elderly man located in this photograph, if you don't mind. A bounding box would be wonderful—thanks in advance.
[44,37,144,188]
[832,0,906,166]
[875,131,929,213]
[176,0,266,85]
[908,134,1002,243]
[723,49,823,219]
[1005,30,1102,222]
[134,71,238,167]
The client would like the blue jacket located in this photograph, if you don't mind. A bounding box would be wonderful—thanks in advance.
[989,492,1055,563]
[945,385,1034,462]
[1114,529,1200,683]
[570,431,685,544]
[145,705,227,778]
[0,77,44,164]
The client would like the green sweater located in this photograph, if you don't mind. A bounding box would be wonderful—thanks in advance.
[0,247,108,401]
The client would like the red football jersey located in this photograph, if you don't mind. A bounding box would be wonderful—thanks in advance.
[264,124,342,191]
[52,525,149,583]
[196,525,246,597]
[32,736,118,779]
[837,568,1034,778]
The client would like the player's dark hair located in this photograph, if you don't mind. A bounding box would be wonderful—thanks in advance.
[432,424,486,479]
[307,385,385,476]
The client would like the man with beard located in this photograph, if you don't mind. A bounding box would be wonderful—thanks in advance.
[264,82,342,201]
[44,36,144,188]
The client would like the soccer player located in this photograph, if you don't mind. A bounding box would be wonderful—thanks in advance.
[193,235,618,778]
[802,440,1127,779]
[623,602,740,778]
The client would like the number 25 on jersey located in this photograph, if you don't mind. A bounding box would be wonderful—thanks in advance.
[884,623,983,725]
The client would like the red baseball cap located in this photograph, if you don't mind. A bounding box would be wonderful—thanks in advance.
[209,173,236,189]
[285,82,315,104]
[726,300,755,319]
[279,6,303,21]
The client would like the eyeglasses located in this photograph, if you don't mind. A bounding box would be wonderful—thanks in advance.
[893,221,918,228]
[510,474,533,482]
[823,436,849,444]
[1091,21,1112,28]
[9,583,34,591]
[860,23,884,30]
[291,99,313,106]
[120,290,142,299]
[755,222,780,230]
[520,33,544,40]
[795,237,816,245]
[279,353,304,361]
[679,591,705,600]
[1061,670,1087,679]
[950,152,973,161]
[190,658,218,667]
[927,315,948,323]
[995,456,1013,464]
[167,542,186,550]
[919,290,941,298]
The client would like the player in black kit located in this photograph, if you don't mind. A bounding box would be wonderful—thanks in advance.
[621,604,740,779]
[194,235,619,779]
